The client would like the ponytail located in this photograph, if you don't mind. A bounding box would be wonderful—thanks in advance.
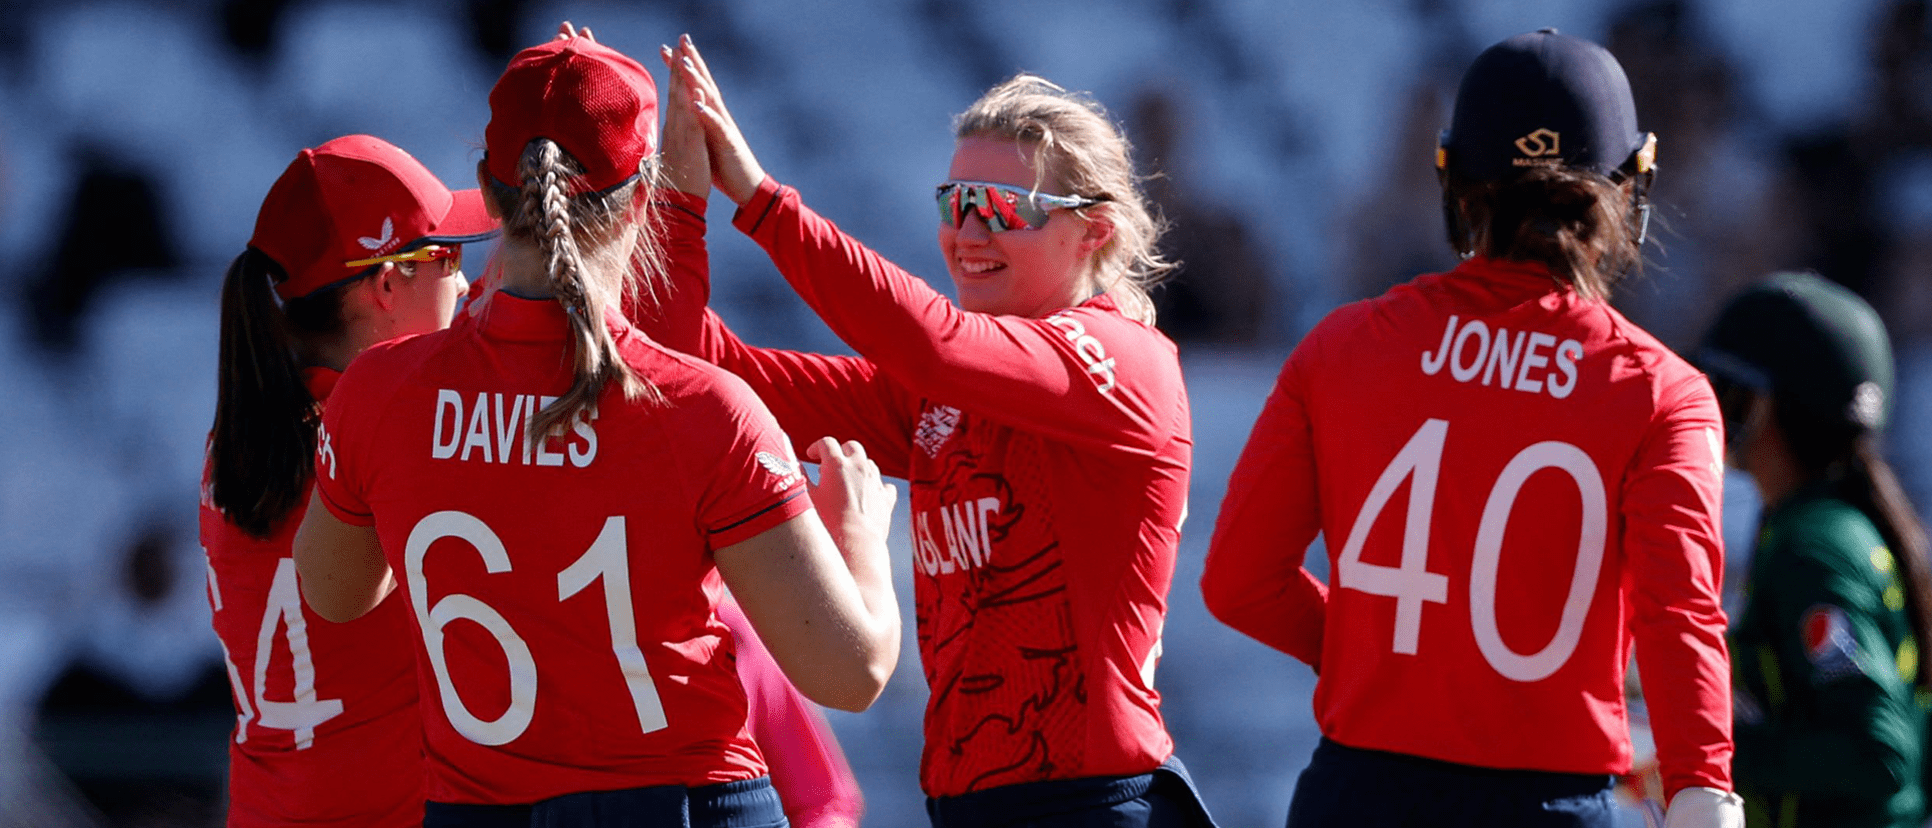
[1778,396,1932,690]
[1841,438,1932,690]
[487,139,663,442]
[209,249,343,537]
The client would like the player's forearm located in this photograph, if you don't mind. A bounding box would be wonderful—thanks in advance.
[1632,602,1734,797]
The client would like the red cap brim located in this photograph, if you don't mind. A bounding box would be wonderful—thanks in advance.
[424,188,499,244]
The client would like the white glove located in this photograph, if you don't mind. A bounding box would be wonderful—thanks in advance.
[1662,787,1743,828]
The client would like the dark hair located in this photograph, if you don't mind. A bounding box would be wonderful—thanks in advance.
[1444,165,1643,301]
[1778,398,1932,690]
[209,248,349,537]
[482,138,663,441]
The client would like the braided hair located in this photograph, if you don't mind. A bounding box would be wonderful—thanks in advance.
[486,138,667,439]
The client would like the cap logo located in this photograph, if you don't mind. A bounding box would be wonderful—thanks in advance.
[1514,128,1561,160]
[357,217,396,252]
[1849,381,1884,428]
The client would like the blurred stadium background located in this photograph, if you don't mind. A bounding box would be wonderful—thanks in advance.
[0,0,1926,824]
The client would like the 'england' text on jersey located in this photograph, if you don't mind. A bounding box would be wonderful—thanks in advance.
[912,497,1001,576]
[430,389,599,467]
[1420,315,1581,399]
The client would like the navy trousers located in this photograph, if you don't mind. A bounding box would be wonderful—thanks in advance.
[422,777,787,828]
[1285,738,1616,828]
[925,756,1219,828]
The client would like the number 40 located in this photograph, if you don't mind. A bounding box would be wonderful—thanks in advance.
[1336,418,1608,682]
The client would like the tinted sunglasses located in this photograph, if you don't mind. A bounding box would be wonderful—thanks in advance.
[935,180,1103,232]
[344,244,463,271]
[301,244,464,298]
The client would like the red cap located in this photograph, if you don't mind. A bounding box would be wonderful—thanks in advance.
[249,135,498,301]
[485,37,658,192]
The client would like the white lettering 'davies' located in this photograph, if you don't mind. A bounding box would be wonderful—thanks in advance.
[1045,312,1118,394]
[1419,315,1582,399]
[430,389,599,468]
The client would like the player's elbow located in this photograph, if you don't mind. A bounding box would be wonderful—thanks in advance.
[296,566,385,623]
[296,572,365,622]
[800,660,893,713]
[822,629,901,712]
[1199,556,1255,626]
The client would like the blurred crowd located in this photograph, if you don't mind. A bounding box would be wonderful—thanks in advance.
[4,0,1932,825]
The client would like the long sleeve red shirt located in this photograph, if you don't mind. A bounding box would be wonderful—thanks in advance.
[646,181,1192,797]
[1201,256,1733,800]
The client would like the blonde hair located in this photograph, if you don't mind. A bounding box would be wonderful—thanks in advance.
[484,139,666,439]
[953,74,1173,324]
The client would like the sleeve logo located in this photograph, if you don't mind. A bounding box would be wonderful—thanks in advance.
[1801,604,1863,682]
[914,405,962,458]
[756,451,801,487]
[1044,311,1119,394]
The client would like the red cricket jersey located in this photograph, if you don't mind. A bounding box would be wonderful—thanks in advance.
[312,294,809,805]
[646,181,1191,797]
[199,368,423,828]
[1202,256,1732,798]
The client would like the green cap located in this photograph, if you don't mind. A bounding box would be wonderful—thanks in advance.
[1697,272,1893,431]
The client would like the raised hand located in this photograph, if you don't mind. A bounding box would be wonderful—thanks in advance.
[665,35,768,206]
[658,43,711,197]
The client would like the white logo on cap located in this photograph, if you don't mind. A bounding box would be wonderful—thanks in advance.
[1513,128,1561,159]
[1849,381,1884,428]
[357,218,395,251]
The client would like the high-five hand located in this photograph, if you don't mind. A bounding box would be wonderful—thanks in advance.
[552,21,594,41]
[665,35,767,206]
[658,42,710,197]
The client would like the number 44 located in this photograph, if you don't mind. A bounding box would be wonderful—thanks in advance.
[1336,418,1609,682]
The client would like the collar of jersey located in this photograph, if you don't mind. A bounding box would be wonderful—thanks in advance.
[477,291,572,342]
[301,366,341,402]
[476,291,638,344]
[1455,255,1573,295]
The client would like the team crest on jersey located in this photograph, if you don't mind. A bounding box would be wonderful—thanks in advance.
[1802,604,1863,682]
[915,405,962,458]
[756,451,801,487]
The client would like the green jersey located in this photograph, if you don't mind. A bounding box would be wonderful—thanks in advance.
[1731,487,1926,828]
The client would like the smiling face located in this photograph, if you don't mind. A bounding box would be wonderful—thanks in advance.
[938,136,1110,318]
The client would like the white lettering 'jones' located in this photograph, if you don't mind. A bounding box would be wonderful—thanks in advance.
[912,497,1001,576]
[431,389,598,467]
[1420,315,1582,399]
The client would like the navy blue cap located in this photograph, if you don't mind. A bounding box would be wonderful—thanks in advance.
[1441,29,1649,181]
